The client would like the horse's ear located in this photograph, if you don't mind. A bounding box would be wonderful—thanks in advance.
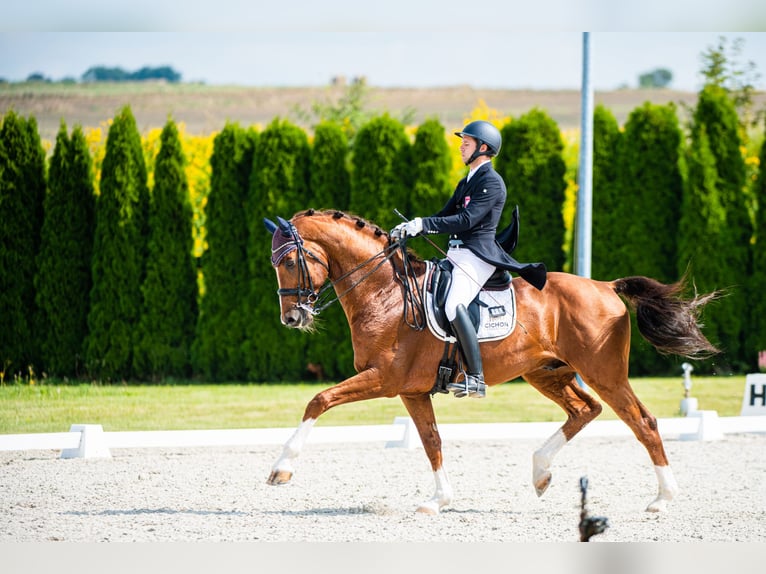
[276,216,292,234]
[263,218,277,235]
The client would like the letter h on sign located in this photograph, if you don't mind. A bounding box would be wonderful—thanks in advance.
[741,374,766,416]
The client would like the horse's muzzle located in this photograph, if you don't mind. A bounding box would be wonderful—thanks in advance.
[283,307,313,329]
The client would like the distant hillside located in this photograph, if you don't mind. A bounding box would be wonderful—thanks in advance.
[2,82,762,142]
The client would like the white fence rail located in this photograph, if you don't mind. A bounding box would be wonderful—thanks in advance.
[1,414,765,459]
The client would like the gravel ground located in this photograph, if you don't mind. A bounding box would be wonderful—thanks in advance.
[1,432,765,543]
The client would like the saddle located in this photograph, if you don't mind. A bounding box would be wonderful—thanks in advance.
[425,259,517,342]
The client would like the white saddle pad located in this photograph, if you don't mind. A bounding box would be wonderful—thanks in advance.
[423,261,517,343]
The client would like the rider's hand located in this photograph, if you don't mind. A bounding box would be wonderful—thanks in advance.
[391,218,423,240]
[403,217,423,237]
[391,223,406,240]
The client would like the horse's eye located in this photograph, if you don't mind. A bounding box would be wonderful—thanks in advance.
[284,258,296,269]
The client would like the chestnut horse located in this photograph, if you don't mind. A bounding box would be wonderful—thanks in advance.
[264,209,718,514]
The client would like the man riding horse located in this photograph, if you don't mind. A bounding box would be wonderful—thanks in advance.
[392,121,547,399]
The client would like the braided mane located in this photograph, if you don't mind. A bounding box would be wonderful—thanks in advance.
[294,209,427,270]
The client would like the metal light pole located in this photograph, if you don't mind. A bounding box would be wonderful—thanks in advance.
[576,33,594,390]
[575,32,594,279]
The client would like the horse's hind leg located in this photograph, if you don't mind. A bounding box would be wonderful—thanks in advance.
[267,368,386,486]
[591,383,678,512]
[399,394,453,515]
[524,370,603,497]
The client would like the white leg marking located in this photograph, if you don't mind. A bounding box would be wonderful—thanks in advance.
[272,418,316,475]
[532,428,567,496]
[417,468,453,515]
[646,465,678,512]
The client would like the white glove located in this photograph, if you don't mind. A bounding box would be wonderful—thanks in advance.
[391,222,406,240]
[403,217,423,237]
[391,217,423,239]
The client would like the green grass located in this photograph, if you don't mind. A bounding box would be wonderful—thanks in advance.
[0,376,747,434]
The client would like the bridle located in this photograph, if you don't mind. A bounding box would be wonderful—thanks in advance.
[270,218,330,313]
[268,216,415,319]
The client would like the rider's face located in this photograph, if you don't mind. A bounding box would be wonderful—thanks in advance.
[459,135,478,165]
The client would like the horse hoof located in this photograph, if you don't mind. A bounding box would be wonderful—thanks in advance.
[645,498,669,512]
[267,469,293,485]
[416,502,440,515]
[533,471,552,497]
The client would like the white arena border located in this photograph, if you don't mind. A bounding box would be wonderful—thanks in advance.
[1,414,765,457]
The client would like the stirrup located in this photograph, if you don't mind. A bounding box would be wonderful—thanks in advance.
[446,373,486,399]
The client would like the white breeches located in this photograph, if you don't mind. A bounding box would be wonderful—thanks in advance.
[444,247,497,322]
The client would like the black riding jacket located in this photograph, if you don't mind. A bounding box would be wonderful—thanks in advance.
[421,162,547,291]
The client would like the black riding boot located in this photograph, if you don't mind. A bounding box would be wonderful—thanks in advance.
[445,304,486,398]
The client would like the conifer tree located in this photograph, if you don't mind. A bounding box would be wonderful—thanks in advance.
[85,106,149,380]
[677,125,727,368]
[311,121,350,210]
[590,105,623,281]
[350,114,411,230]
[305,121,354,380]
[687,84,750,369]
[0,111,46,376]
[496,108,567,271]
[246,118,311,381]
[192,123,256,381]
[408,117,452,261]
[746,119,766,364]
[617,103,685,374]
[35,123,95,377]
[134,120,198,379]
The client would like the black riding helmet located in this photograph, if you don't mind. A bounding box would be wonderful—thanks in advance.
[454,120,502,165]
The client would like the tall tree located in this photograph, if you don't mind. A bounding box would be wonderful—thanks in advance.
[677,125,728,371]
[496,108,567,270]
[0,111,46,377]
[35,123,95,377]
[350,114,411,231]
[408,117,452,261]
[310,121,350,211]
[192,123,256,381]
[134,119,198,379]
[625,103,683,281]
[306,121,354,380]
[590,105,623,281]
[246,118,311,381]
[618,103,685,374]
[746,120,766,364]
[688,84,750,370]
[85,106,149,380]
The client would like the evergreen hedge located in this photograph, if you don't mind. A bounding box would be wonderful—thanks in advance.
[35,123,95,377]
[688,85,750,370]
[408,117,453,261]
[748,122,766,359]
[496,108,567,271]
[350,114,411,231]
[306,121,354,380]
[134,119,198,379]
[590,105,623,281]
[192,123,256,381]
[85,106,149,380]
[0,111,46,377]
[246,118,311,381]
[3,90,764,380]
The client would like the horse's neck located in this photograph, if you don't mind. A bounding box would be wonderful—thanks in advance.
[318,231,410,325]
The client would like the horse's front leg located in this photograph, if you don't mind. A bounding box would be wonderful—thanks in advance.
[400,394,453,515]
[267,368,386,486]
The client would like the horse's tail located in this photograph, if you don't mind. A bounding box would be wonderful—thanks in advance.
[612,275,721,359]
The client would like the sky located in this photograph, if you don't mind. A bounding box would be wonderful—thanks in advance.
[2,2,766,92]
